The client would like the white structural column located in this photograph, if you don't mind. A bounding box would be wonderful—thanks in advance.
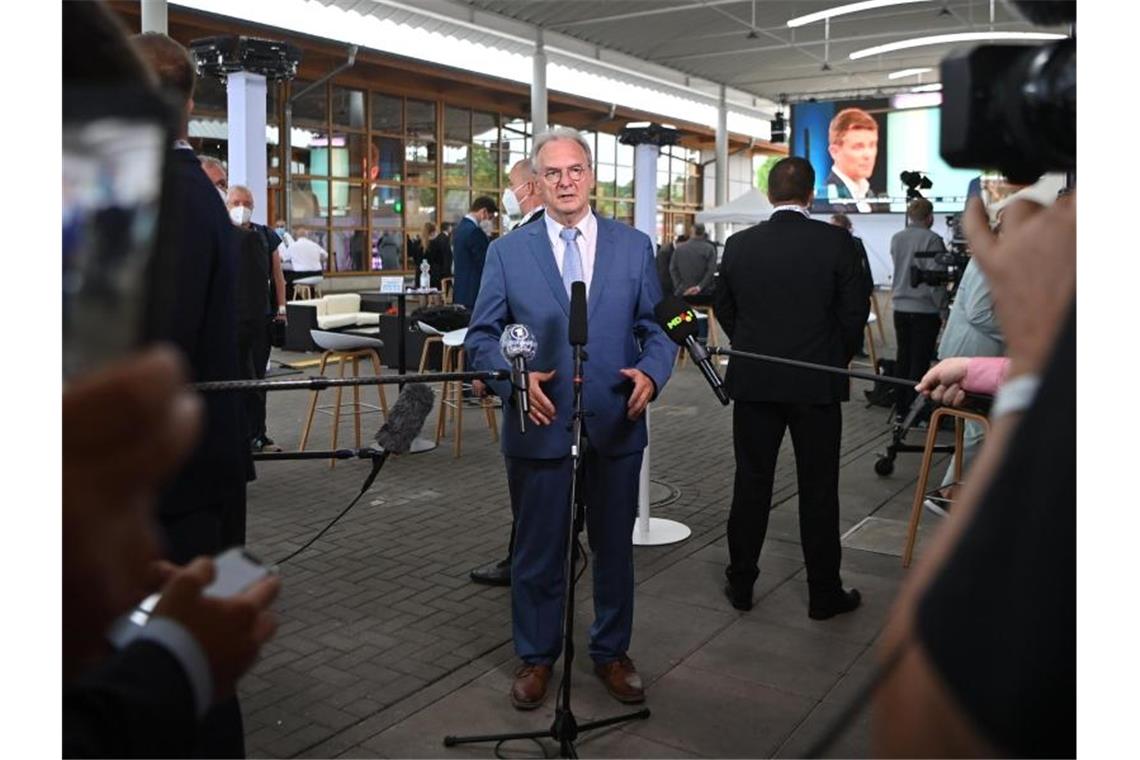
[226,71,269,225]
[531,28,548,135]
[715,84,729,246]
[140,0,168,34]
[631,140,690,547]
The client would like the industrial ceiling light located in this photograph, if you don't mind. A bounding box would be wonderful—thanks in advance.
[787,0,931,28]
[850,31,1066,59]
[888,67,933,79]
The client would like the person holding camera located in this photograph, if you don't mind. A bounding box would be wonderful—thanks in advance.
[889,198,949,420]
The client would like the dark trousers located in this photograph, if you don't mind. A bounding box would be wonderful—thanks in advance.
[237,318,269,441]
[893,311,942,416]
[726,400,843,596]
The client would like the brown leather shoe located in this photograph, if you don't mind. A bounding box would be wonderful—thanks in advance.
[510,663,552,710]
[594,656,645,704]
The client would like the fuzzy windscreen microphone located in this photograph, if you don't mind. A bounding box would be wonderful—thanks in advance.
[374,383,435,454]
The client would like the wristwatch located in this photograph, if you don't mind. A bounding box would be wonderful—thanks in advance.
[277,305,287,315]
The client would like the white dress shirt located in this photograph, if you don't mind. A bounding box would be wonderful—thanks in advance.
[543,209,598,295]
[282,237,328,272]
[828,166,873,213]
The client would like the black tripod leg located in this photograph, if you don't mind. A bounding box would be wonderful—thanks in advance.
[577,707,651,732]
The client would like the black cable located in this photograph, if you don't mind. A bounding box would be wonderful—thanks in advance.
[801,637,913,758]
[273,456,384,566]
[493,737,549,759]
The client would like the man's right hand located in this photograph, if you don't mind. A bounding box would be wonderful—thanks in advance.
[916,357,970,407]
[152,557,280,702]
[527,369,557,426]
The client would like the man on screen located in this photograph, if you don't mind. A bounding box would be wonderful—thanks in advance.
[825,107,885,213]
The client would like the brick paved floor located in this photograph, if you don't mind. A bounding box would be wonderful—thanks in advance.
[239,297,951,758]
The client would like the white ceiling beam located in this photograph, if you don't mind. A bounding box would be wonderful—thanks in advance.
[546,0,747,29]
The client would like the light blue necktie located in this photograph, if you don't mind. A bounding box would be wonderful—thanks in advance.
[560,227,584,297]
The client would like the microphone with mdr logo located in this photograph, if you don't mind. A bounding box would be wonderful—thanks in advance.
[654,296,730,406]
[500,323,538,434]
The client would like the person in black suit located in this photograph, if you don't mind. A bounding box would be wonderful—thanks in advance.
[423,222,453,289]
[451,195,499,310]
[715,157,870,618]
[131,31,251,757]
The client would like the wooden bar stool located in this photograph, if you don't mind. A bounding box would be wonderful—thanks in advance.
[415,321,446,373]
[292,275,324,301]
[440,277,455,305]
[901,406,991,567]
[299,330,389,468]
[434,328,498,458]
[869,290,887,345]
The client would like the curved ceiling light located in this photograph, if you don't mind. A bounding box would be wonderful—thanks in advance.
[888,67,933,79]
[850,31,1066,59]
[787,0,932,29]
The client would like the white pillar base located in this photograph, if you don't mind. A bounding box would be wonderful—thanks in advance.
[632,517,692,546]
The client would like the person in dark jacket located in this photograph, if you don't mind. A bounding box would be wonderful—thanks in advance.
[451,195,498,310]
[715,156,869,618]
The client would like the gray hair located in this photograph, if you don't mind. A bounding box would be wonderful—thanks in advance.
[199,155,226,175]
[531,127,593,170]
[509,157,536,178]
[226,183,253,203]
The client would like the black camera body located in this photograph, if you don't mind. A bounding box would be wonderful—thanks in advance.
[939,1,1074,182]
[910,245,970,289]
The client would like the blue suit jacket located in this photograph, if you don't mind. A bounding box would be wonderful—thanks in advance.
[465,215,675,458]
[451,216,490,310]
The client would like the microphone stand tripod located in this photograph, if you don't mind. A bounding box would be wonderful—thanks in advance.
[443,344,650,758]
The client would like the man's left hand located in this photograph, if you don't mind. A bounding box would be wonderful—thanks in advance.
[620,368,654,420]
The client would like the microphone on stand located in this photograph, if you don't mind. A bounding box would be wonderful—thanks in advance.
[653,296,730,406]
[499,324,538,435]
[569,281,588,347]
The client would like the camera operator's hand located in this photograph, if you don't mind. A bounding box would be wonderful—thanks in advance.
[63,347,203,672]
[964,193,1075,378]
[152,557,280,702]
[916,357,971,407]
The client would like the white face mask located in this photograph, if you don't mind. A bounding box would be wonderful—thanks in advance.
[501,187,522,218]
[479,218,495,235]
[229,205,252,226]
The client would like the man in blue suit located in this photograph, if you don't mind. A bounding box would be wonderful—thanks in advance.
[466,128,674,710]
[451,195,499,311]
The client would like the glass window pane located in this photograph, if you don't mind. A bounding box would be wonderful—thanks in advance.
[289,180,327,227]
[406,139,437,183]
[671,160,686,203]
[371,93,402,133]
[444,106,470,143]
[370,185,402,224]
[596,199,615,218]
[193,75,227,114]
[595,132,616,165]
[595,163,616,197]
[444,189,470,226]
[616,141,634,167]
[472,141,500,189]
[327,133,365,178]
[443,142,469,187]
[330,181,364,227]
[616,166,634,199]
[405,186,437,229]
[473,111,497,141]
[657,171,670,202]
[307,132,336,177]
[331,86,366,130]
[407,99,436,140]
[615,201,634,221]
[331,229,367,272]
[288,126,322,176]
[368,136,403,182]
[292,80,326,129]
[371,226,404,271]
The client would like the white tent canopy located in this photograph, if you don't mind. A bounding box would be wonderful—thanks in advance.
[695,187,772,225]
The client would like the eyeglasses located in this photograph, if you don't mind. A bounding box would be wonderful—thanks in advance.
[540,164,588,185]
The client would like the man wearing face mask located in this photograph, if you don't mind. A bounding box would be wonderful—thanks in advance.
[452,195,500,311]
[469,159,544,587]
[226,184,285,454]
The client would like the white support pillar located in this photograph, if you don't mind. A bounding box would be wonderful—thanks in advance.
[226,71,269,225]
[531,29,548,135]
[715,84,729,246]
[140,0,168,34]
[631,139,690,547]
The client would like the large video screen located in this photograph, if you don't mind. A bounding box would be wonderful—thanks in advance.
[791,98,978,214]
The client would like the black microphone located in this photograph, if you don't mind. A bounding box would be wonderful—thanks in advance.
[360,382,435,492]
[654,296,730,406]
[569,281,588,347]
[500,324,538,434]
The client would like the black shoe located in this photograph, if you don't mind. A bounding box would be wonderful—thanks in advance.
[470,557,511,586]
[809,588,862,620]
[723,581,753,611]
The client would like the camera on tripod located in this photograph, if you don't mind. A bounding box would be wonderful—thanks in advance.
[911,212,970,289]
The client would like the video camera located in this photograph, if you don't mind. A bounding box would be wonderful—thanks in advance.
[940,1,1075,183]
[910,213,971,288]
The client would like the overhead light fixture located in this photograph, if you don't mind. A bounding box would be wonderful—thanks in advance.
[787,0,931,28]
[910,83,942,92]
[850,31,1066,59]
[888,67,933,79]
